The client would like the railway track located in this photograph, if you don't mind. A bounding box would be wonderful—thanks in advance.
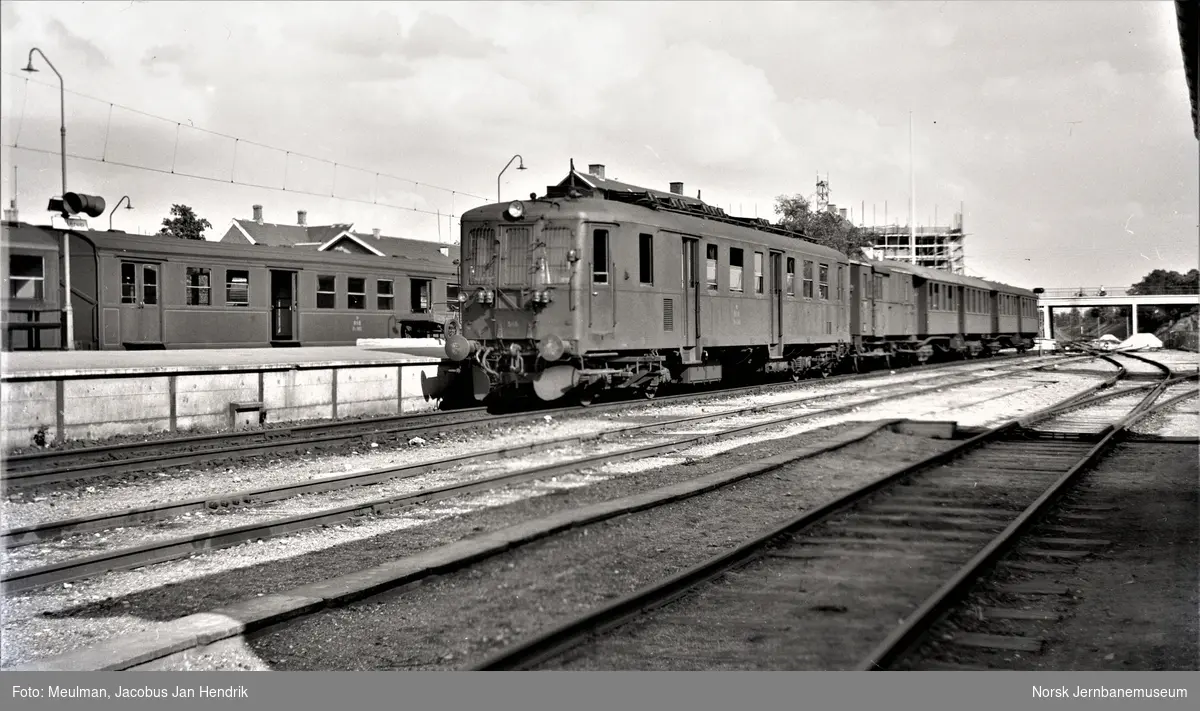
[2,352,1079,490]
[1,355,1101,594]
[466,352,1180,670]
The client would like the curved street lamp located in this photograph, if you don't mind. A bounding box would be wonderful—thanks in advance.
[497,154,526,204]
[108,196,134,232]
[22,47,74,350]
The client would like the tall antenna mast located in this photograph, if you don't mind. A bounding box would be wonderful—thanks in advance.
[909,111,916,264]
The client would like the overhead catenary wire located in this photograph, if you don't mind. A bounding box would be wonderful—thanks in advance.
[4,143,463,221]
[3,70,490,203]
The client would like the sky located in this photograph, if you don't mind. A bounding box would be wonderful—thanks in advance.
[1,0,1196,291]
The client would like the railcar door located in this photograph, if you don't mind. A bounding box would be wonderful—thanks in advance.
[588,225,616,337]
[118,261,162,345]
[270,270,298,342]
[680,237,698,349]
[860,270,873,337]
[769,251,783,351]
[873,273,887,335]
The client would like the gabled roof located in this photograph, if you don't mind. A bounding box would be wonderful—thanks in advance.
[347,232,456,262]
[222,219,353,248]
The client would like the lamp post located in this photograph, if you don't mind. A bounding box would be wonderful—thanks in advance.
[22,48,74,350]
[497,154,526,204]
[108,196,134,231]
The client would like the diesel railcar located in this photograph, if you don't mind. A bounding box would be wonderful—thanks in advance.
[443,164,1038,404]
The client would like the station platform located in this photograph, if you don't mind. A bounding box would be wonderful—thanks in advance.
[0,342,452,452]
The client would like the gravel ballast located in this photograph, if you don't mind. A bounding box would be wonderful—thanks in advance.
[0,361,1108,669]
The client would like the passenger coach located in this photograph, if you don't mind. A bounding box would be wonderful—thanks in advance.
[2,221,460,350]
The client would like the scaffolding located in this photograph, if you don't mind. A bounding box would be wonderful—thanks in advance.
[860,213,966,274]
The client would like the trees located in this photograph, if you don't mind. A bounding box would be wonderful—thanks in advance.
[773,194,874,258]
[1126,268,1199,296]
[1127,268,1199,335]
[158,204,212,240]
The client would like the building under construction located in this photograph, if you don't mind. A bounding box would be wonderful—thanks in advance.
[859,213,966,274]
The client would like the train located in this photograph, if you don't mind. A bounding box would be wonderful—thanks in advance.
[2,219,460,350]
[442,163,1040,404]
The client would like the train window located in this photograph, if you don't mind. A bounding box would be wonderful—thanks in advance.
[447,283,460,313]
[592,229,609,284]
[8,254,45,300]
[837,266,845,302]
[348,278,366,310]
[538,226,573,286]
[931,283,939,310]
[753,252,764,294]
[705,244,718,291]
[466,226,496,286]
[802,261,814,298]
[729,248,744,293]
[142,265,158,306]
[873,274,883,301]
[121,263,137,304]
[948,287,956,311]
[785,258,795,296]
[501,227,531,286]
[226,270,250,307]
[185,267,211,306]
[818,264,829,300]
[411,279,431,313]
[377,280,394,311]
[317,275,336,309]
[639,234,654,285]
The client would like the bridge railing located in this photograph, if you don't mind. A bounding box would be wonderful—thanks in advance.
[1037,285,1200,298]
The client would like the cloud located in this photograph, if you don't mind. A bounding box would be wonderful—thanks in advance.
[48,18,110,67]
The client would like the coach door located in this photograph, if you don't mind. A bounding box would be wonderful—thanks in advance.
[270,270,299,342]
[680,237,699,350]
[588,225,616,337]
[860,270,874,337]
[769,251,783,353]
[118,261,162,345]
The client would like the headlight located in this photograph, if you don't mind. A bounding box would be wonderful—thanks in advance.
[504,201,525,220]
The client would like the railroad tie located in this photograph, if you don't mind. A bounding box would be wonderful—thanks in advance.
[949,633,1044,654]
[993,580,1072,595]
[981,607,1061,622]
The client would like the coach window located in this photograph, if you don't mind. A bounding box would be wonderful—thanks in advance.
[706,244,718,291]
[802,261,814,298]
[143,266,158,305]
[948,287,956,311]
[121,263,137,304]
[785,258,795,296]
[348,277,366,310]
[447,283,460,313]
[226,270,250,307]
[592,229,610,284]
[411,279,431,313]
[639,233,654,285]
[931,283,939,310]
[8,254,44,299]
[753,252,764,294]
[728,248,745,292]
[818,264,829,300]
[317,275,336,309]
[873,274,883,301]
[837,266,845,302]
[185,267,211,306]
[377,280,394,310]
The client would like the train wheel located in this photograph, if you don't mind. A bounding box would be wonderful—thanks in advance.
[643,387,657,401]
[791,369,802,382]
